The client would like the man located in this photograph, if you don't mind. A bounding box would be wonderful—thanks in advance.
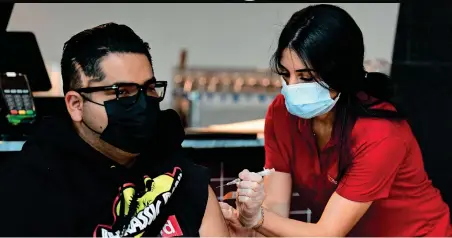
[0,23,229,237]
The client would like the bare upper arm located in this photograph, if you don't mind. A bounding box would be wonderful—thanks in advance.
[199,185,230,237]
[263,171,292,217]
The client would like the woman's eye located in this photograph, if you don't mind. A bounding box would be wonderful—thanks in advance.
[278,73,315,83]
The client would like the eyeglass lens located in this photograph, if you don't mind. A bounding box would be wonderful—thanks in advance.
[116,84,164,99]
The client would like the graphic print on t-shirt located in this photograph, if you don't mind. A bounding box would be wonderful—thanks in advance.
[94,167,182,238]
[160,215,184,237]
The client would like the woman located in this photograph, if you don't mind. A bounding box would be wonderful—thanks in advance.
[220,4,452,237]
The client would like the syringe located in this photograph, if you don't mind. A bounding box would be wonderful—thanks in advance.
[216,168,275,188]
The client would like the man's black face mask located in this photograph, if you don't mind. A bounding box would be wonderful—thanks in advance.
[99,92,161,153]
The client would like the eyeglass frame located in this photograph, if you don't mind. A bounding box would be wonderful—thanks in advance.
[74,77,168,103]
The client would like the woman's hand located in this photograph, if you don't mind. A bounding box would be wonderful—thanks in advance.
[219,201,254,237]
[236,169,265,228]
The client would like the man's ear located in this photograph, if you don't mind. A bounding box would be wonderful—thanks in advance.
[65,91,84,122]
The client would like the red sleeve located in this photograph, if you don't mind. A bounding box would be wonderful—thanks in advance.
[264,100,291,173]
[336,136,407,202]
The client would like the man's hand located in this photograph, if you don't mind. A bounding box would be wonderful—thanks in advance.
[219,202,254,237]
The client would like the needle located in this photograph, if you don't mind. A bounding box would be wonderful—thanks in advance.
[216,168,275,188]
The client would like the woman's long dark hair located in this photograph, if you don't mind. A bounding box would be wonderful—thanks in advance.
[271,4,405,181]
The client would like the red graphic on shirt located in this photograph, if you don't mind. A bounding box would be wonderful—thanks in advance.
[160,215,183,237]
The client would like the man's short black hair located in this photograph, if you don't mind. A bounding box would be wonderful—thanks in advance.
[61,22,153,94]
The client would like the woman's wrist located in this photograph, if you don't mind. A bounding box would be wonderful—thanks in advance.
[251,206,265,230]
[239,206,264,229]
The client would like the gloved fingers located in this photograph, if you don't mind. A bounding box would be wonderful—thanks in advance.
[239,170,263,184]
[237,180,264,193]
[235,169,267,228]
[237,195,251,204]
[237,191,265,206]
[237,188,252,198]
[237,188,262,198]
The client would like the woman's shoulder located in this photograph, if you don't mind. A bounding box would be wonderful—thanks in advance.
[268,94,287,113]
[266,94,298,127]
[352,101,411,145]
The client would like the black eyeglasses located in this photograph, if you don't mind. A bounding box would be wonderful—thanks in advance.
[75,78,167,102]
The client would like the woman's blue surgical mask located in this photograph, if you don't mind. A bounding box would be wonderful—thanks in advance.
[281,79,340,119]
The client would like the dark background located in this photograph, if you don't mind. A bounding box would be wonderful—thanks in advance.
[391,0,452,207]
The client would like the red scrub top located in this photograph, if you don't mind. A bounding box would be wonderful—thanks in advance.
[264,94,452,236]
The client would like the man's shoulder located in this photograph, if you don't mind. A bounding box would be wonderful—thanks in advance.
[184,162,211,186]
[140,151,211,189]
[166,155,211,188]
[159,150,209,177]
[171,161,211,234]
[1,139,63,185]
[21,137,59,162]
[0,142,77,236]
[160,154,211,198]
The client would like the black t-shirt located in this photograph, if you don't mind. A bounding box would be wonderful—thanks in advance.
[0,115,210,237]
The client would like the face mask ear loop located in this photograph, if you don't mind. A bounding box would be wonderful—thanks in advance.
[316,80,341,102]
[80,94,104,107]
[81,120,102,135]
[78,93,104,134]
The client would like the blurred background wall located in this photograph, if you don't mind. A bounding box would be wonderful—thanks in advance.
[7,3,400,110]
